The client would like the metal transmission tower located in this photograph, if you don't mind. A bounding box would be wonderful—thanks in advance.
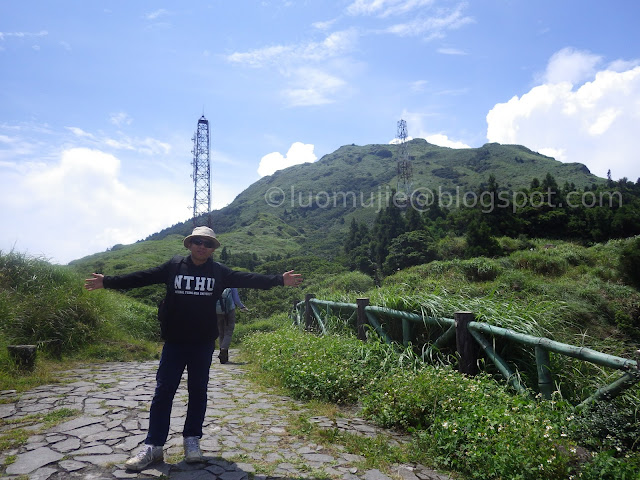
[396,119,412,196]
[191,115,212,227]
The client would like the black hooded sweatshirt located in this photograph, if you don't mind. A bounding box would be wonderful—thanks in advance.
[102,255,283,343]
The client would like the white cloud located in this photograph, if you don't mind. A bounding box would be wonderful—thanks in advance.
[391,111,471,149]
[541,47,602,85]
[347,0,436,18]
[487,49,640,180]
[437,47,466,55]
[348,1,473,39]
[109,112,133,127]
[410,80,428,92]
[145,9,170,20]
[0,147,191,264]
[313,18,339,31]
[226,29,357,68]
[66,126,95,138]
[389,136,414,144]
[282,68,346,106]
[385,5,474,38]
[389,133,470,148]
[103,135,171,155]
[425,133,470,149]
[258,142,317,177]
[0,30,48,40]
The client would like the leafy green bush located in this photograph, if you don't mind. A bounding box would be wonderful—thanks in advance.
[460,257,502,281]
[554,243,595,267]
[578,451,640,480]
[244,326,402,403]
[312,271,375,294]
[569,401,640,453]
[511,249,569,276]
[233,313,290,344]
[434,235,466,260]
[618,236,640,289]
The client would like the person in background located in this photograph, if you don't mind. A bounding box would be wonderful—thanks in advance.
[216,287,247,364]
[84,226,303,472]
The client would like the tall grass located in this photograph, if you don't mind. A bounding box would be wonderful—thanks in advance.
[0,250,159,390]
[0,251,100,350]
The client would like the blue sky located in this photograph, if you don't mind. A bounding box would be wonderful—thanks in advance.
[2,1,639,264]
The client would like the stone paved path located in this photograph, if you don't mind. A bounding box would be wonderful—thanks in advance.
[0,349,453,480]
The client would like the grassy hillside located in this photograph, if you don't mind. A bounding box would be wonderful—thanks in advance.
[140,140,605,260]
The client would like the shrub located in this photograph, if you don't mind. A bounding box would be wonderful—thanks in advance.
[312,271,375,294]
[511,249,569,276]
[0,252,102,350]
[435,236,466,260]
[569,401,640,453]
[460,257,502,282]
[233,313,290,344]
[578,451,640,480]
[618,237,640,289]
[244,326,401,404]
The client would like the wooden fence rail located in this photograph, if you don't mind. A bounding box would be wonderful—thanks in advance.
[292,295,640,409]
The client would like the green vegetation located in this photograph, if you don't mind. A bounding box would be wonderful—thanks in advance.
[3,137,640,478]
[0,250,159,392]
[141,140,609,259]
[346,174,640,279]
[238,237,640,479]
[244,324,639,480]
[3,234,640,478]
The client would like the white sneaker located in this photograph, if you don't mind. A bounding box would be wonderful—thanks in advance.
[124,444,163,471]
[184,436,204,463]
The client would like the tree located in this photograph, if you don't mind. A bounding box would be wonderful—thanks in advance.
[405,205,423,231]
[345,218,360,254]
[465,216,501,258]
[371,203,406,267]
[382,230,436,274]
[541,172,558,192]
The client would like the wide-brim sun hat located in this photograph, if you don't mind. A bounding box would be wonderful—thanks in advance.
[183,226,221,249]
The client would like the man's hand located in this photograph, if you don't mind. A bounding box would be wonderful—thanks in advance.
[282,270,303,287]
[84,273,105,291]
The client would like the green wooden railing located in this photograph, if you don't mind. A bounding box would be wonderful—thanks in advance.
[292,294,640,409]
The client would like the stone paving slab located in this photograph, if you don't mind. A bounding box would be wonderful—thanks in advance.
[0,349,453,480]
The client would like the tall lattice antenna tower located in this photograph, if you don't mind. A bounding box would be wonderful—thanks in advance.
[191,115,212,227]
[396,119,412,196]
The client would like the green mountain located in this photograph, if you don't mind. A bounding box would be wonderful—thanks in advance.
[147,139,603,255]
[72,140,604,268]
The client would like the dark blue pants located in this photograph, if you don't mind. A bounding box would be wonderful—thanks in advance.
[145,341,215,446]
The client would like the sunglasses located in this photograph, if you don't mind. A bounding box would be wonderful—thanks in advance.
[191,238,216,248]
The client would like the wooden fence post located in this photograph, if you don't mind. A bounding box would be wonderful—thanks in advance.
[455,311,479,375]
[356,298,369,341]
[305,293,315,331]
